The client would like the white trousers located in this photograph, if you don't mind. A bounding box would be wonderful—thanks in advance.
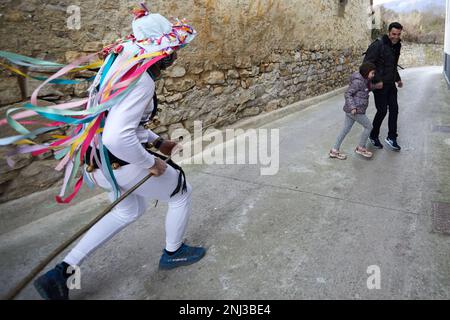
[64,164,192,266]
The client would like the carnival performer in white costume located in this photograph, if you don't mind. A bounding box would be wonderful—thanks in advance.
[33,6,206,300]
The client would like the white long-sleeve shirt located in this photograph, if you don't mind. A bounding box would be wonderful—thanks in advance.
[102,72,159,169]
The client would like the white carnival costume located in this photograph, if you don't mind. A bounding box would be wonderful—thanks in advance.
[0,3,206,300]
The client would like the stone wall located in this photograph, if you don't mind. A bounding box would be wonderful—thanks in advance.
[399,42,445,68]
[0,0,372,203]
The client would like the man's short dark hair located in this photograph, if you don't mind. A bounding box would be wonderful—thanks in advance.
[389,22,403,31]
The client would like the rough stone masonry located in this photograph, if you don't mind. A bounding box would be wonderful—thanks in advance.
[0,0,372,202]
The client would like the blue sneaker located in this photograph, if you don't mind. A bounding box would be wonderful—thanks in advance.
[159,244,206,270]
[33,263,70,300]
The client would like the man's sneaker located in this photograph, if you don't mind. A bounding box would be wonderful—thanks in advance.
[33,263,70,300]
[159,244,206,270]
[369,137,384,149]
[385,138,401,151]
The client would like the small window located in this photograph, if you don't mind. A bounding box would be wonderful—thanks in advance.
[338,0,348,17]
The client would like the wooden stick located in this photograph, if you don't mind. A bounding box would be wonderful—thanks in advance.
[4,155,172,300]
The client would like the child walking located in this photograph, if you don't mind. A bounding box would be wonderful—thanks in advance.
[330,62,381,160]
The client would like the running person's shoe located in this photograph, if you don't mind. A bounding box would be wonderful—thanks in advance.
[355,146,373,158]
[329,149,347,160]
[159,244,206,270]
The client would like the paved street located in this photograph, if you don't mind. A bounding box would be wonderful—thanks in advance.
[1,66,449,300]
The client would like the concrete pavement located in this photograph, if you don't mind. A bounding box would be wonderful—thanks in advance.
[0,66,449,300]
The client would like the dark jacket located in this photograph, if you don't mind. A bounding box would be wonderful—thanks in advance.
[363,34,402,84]
[343,72,373,114]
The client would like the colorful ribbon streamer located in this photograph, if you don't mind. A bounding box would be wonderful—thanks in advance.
[0,19,196,204]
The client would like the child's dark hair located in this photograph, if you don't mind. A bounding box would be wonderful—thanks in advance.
[359,62,376,79]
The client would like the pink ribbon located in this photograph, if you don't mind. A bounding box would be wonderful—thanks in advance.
[31,53,98,106]
[0,99,88,126]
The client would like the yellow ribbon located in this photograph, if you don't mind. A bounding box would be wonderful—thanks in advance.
[0,62,30,78]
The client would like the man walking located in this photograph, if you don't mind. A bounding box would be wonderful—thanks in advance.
[364,22,404,151]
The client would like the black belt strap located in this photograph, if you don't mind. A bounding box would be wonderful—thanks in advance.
[140,93,159,126]
[85,146,128,168]
[85,145,187,198]
[148,150,188,198]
